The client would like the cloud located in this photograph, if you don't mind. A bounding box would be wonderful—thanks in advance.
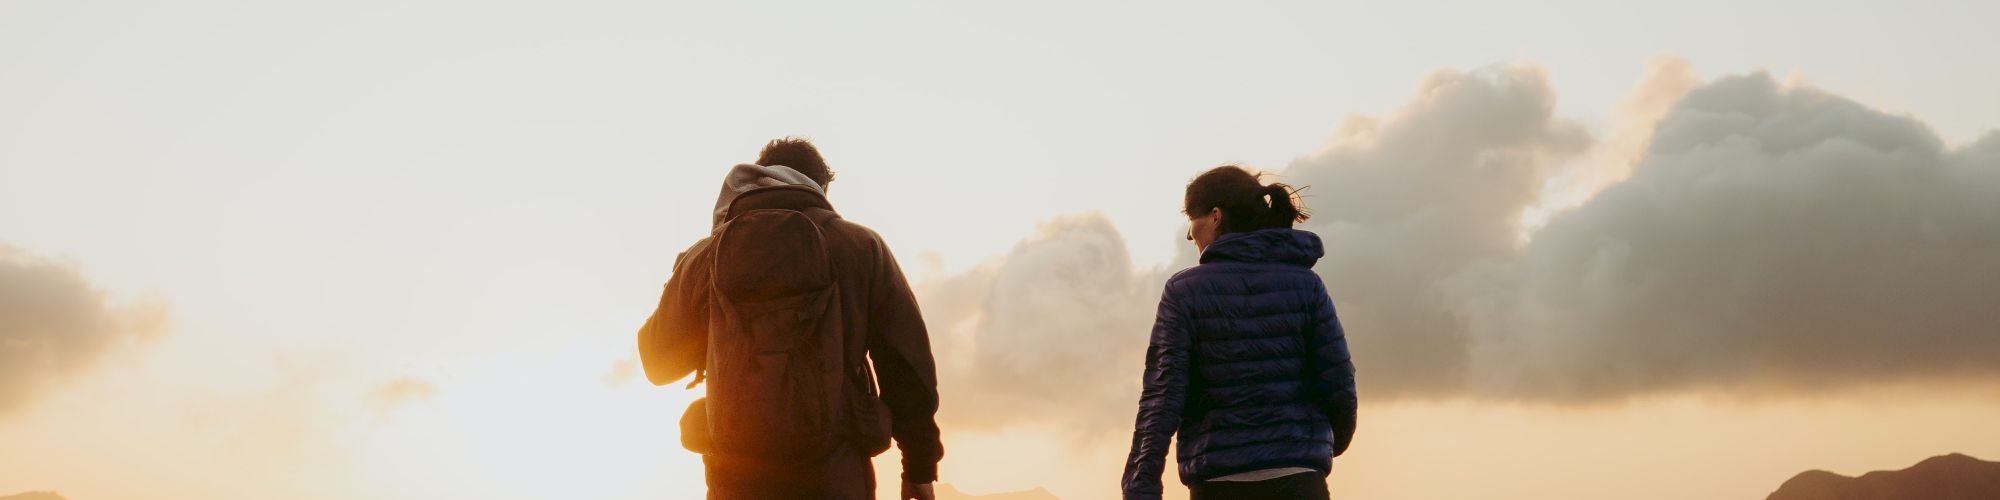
[602,357,639,387]
[914,58,2000,427]
[366,376,440,413]
[917,214,1166,433]
[1290,61,2000,401]
[0,492,67,500]
[0,244,165,414]
[1282,63,1595,395]
[1524,56,1702,228]
[1476,72,2000,401]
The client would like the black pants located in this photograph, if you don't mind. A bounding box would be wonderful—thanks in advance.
[1190,472,1330,500]
[703,447,874,500]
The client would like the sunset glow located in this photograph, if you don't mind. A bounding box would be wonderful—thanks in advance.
[4,2,1998,500]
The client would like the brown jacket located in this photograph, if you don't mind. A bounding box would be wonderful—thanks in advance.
[638,183,944,483]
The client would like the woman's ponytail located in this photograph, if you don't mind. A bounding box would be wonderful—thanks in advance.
[1263,183,1310,228]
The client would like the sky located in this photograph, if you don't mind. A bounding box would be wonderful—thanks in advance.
[2,1,1998,499]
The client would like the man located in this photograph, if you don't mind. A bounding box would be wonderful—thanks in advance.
[639,138,942,500]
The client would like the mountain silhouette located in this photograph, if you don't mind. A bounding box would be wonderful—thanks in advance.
[1767,453,2000,500]
[937,483,1062,500]
[0,493,66,500]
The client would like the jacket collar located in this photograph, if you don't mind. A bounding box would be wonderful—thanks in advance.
[1199,228,1325,267]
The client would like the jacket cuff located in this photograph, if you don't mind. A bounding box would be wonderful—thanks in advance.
[903,461,938,484]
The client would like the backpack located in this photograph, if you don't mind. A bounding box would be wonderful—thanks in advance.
[690,196,852,462]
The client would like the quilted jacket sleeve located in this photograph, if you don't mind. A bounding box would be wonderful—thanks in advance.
[1121,282,1193,500]
[1306,278,1358,456]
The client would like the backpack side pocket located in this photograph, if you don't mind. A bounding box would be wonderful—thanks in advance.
[848,365,893,457]
[679,397,712,454]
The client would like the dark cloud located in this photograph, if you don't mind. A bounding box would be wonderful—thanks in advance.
[0,244,165,414]
[1293,64,2000,401]
[1479,74,2000,401]
[915,59,2000,426]
[1283,64,1594,395]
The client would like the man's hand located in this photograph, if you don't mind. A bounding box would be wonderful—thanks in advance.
[901,482,934,500]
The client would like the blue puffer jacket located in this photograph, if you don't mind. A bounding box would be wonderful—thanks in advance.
[1122,228,1357,500]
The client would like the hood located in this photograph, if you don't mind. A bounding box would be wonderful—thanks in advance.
[1199,228,1325,267]
[712,163,825,227]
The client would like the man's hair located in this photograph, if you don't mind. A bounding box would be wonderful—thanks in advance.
[757,137,835,187]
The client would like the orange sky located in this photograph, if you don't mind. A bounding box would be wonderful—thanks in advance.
[4,2,1999,499]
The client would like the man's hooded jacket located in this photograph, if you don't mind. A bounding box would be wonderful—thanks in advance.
[640,163,945,483]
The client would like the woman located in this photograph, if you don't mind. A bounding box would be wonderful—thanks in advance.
[1122,166,1357,500]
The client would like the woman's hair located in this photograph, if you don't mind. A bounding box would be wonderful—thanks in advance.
[1183,165,1310,234]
